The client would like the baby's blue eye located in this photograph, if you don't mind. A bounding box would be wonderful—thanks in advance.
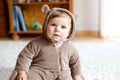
[61,26,66,29]
[51,23,56,26]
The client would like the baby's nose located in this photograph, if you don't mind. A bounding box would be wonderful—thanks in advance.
[55,26,60,31]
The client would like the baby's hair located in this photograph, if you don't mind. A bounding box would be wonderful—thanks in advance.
[50,11,69,18]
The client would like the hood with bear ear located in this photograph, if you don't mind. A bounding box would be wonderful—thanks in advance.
[41,4,76,42]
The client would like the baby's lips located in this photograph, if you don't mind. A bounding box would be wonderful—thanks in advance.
[54,33,60,36]
[54,34,59,36]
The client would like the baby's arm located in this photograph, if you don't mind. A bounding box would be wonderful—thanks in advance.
[69,47,84,80]
[17,71,27,80]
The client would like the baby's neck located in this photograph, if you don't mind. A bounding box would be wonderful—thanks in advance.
[54,41,63,48]
[53,39,68,48]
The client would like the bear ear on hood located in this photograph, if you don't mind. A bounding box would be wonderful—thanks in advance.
[73,13,79,21]
[41,4,50,14]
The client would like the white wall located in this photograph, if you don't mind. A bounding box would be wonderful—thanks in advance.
[76,0,120,37]
[100,0,120,37]
[73,0,99,31]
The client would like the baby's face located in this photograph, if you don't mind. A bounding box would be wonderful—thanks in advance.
[47,16,71,43]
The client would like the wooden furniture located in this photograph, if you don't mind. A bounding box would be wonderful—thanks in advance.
[0,1,9,38]
[7,0,73,40]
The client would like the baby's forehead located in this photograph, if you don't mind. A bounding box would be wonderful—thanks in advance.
[53,14,71,22]
[49,16,71,25]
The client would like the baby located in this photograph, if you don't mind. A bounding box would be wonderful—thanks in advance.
[10,4,83,80]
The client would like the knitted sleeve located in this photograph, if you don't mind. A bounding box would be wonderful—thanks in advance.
[15,41,37,72]
[69,49,82,78]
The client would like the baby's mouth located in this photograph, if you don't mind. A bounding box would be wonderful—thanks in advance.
[54,34,60,37]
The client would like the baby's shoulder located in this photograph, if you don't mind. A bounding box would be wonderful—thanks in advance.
[30,36,45,43]
[64,40,76,49]
[29,36,50,47]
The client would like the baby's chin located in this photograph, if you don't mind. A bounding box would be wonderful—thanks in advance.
[52,39,67,43]
[53,40,62,43]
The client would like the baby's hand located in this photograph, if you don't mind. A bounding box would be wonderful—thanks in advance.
[17,71,27,80]
[73,75,83,80]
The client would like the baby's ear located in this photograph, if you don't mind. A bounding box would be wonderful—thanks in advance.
[41,4,50,14]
